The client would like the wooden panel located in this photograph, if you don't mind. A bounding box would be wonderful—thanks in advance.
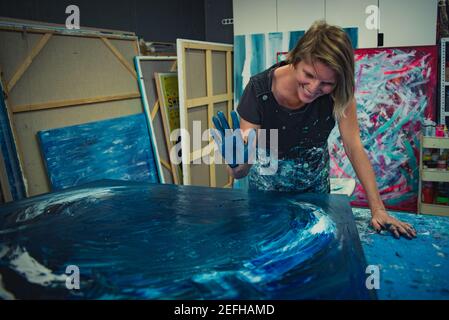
[189,163,210,186]
[178,39,233,187]
[212,50,228,95]
[185,49,207,99]
[7,35,138,107]
[214,102,231,187]
[0,30,42,84]
[188,105,209,153]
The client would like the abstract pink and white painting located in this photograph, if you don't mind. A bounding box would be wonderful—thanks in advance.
[329,46,438,212]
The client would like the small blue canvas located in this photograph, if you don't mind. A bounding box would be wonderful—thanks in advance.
[38,114,160,191]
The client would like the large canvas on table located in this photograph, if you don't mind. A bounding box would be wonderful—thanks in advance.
[0,180,374,300]
[38,114,161,191]
[329,46,438,211]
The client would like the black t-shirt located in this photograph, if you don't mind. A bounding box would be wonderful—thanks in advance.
[237,62,336,159]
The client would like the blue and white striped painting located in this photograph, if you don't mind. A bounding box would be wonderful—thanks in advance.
[234,28,358,105]
[38,113,160,191]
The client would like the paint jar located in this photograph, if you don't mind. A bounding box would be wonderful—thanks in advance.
[423,149,431,168]
[434,183,449,205]
[422,182,434,204]
[428,152,439,168]
[436,124,445,137]
[424,125,435,136]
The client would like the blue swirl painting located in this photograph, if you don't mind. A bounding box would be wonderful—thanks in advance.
[0,181,373,299]
[38,114,160,191]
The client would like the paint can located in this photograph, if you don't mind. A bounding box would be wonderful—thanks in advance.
[422,182,434,204]
[436,124,445,137]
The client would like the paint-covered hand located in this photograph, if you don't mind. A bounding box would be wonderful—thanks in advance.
[211,111,256,168]
[371,209,417,239]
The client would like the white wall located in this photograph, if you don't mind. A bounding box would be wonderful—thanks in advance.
[233,0,438,48]
[277,0,325,32]
[325,0,378,48]
[379,0,438,47]
[233,0,277,34]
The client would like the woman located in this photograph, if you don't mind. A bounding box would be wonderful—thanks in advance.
[212,20,416,239]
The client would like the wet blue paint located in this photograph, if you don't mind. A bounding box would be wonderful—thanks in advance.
[0,181,372,299]
[0,82,26,200]
[38,114,160,191]
[353,207,449,300]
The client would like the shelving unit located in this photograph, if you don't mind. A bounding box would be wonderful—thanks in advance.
[418,135,449,216]
[440,38,449,126]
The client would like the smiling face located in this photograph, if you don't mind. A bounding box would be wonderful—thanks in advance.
[293,59,337,104]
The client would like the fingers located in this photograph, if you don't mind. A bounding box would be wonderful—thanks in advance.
[231,111,240,130]
[247,128,256,146]
[400,222,417,238]
[212,115,225,138]
[210,128,222,145]
[371,219,382,233]
[372,215,417,239]
[217,111,231,130]
[391,226,400,239]
[395,224,410,239]
[387,221,416,239]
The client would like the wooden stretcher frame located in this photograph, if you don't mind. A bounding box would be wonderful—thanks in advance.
[177,39,234,188]
[134,56,179,184]
[0,18,145,196]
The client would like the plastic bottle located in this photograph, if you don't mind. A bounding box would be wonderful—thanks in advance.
[423,149,431,168]
[422,182,434,204]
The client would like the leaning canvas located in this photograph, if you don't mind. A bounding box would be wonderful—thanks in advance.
[329,46,437,211]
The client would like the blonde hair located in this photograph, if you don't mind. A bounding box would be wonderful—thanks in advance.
[287,20,355,120]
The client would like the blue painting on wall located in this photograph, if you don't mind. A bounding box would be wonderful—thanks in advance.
[0,82,25,200]
[234,28,358,105]
[38,114,160,191]
[0,180,373,299]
